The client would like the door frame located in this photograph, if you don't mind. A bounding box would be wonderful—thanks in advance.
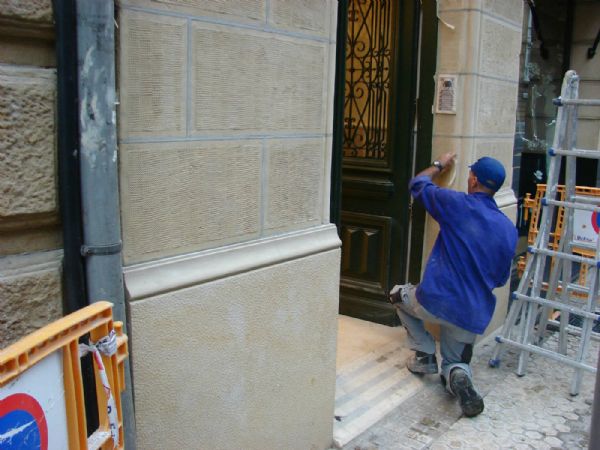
[330,0,438,313]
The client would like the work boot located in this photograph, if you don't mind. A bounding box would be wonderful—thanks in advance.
[388,284,403,305]
[449,369,484,417]
[406,351,438,375]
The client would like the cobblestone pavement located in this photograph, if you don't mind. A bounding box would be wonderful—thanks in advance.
[341,332,598,450]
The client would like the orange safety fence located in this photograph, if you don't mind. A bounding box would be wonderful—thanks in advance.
[518,184,600,297]
[0,301,128,449]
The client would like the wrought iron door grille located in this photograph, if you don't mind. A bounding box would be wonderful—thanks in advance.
[343,0,392,162]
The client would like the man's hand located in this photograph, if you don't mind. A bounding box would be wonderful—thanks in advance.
[413,151,457,180]
[437,152,456,172]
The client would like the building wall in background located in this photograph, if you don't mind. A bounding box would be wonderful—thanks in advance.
[116,1,341,448]
[572,0,600,159]
[0,0,63,348]
[512,0,600,235]
[429,0,524,335]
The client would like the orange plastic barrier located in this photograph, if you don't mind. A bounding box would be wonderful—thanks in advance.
[0,301,128,449]
[518,184,600,296]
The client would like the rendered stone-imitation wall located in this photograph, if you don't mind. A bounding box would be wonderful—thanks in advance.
[270,0,329,36]
[0,1,62,349]
[429,0,523,336]
[120,140,262,263]
[118,12,186,138]
[265,138,325,232]
[191,24,325,135]
[434,0,523,179]
[117,1,340,448]
[130,250,339,450]
[121,0,265,24]
[117,1,335,264]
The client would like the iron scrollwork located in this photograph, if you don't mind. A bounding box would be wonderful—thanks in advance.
[343,0,393,162]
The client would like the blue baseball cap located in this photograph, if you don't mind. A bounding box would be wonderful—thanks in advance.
[469,157,505,192]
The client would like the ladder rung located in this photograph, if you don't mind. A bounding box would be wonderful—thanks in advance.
[572,195,600,206]
[542,197,600,213]
[566,282,591,295]
[554,97,600,107]
[512,292,600,320]
[494,336,597,373]
[568,240,598,251]
[528,246,599,266]
[524,280,591,297]
[549,147,600,159]
[492,72,599,393]
[547,320,600,342]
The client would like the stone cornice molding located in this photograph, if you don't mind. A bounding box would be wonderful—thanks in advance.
[124,224,341,301]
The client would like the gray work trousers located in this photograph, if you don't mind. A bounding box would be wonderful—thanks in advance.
[393,284,477,391]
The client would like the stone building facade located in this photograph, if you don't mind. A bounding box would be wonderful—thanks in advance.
[0,1,62,348]
[572,1,600,158]
[430,1,523,333]
[2,0,598,449]
[116,1,341,448]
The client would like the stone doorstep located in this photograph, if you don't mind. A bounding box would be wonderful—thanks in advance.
[331,325,505,449]
[333,339,423,448]
[336,328,599,450]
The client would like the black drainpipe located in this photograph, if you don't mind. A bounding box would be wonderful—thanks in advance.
[54,0,87,315]
[53,0,100,435]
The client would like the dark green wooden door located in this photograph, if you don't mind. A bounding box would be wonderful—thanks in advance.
[333,0,437,325]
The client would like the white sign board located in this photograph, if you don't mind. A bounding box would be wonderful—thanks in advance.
[0,350,69,450]
[435,74,457,114]
[573,208,599,246]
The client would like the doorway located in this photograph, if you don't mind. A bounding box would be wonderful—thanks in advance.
[331,0,438,325]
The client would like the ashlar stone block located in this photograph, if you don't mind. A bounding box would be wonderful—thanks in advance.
[570,42,600,81]
[573,3,600,41]
[0,226,61,255]
[0,256,62,349]
[119,0,265,24]
[480,17,522,82]
[0,36,55,67]
[118,10,187,139]
[0,66,56,219]
[576,119,600,151]
[0,0,53,23]
[269,0,330,37]
[483,0,523,25]
[192,24,326,135]
[436,10,481,74]
[579,81,600,120]
[438,0,482,12]
[476,78,518,135]
[264,139,324,233]
[120,141,262,264]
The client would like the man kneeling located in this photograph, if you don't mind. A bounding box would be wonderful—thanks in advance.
[390,152,517,417]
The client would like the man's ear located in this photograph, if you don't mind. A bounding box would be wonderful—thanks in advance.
[469,175,478,190]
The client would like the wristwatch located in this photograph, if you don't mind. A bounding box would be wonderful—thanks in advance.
[432,160,444,171]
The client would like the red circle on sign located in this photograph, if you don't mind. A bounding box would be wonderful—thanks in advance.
[0,393,48,450]
[592,211,600,234]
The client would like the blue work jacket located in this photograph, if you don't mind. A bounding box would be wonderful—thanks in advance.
[409,175,518,334]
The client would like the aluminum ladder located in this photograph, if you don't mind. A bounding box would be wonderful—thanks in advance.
[489,70,600,396]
